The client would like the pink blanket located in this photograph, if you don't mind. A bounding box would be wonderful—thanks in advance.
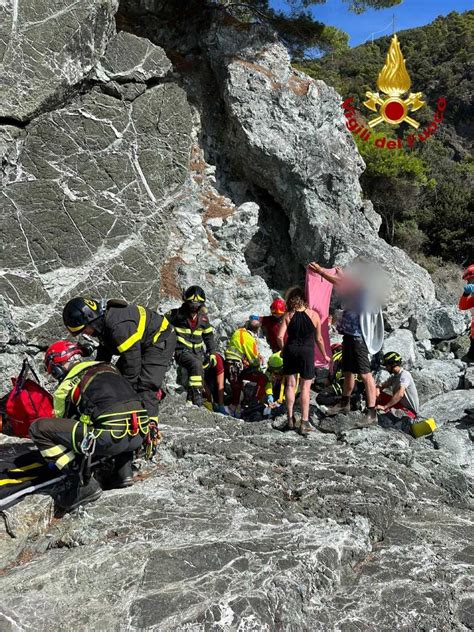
[305,266,335,367]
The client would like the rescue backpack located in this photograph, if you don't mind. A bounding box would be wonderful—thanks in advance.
[4,359,53,438]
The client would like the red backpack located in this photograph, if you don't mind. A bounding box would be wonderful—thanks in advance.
[4,359,53,438]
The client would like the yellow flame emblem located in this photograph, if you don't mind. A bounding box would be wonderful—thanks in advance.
[364,35,425,129]
[84,299,97,310]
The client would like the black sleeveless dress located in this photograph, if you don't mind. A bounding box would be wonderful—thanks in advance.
[282,310,316,380]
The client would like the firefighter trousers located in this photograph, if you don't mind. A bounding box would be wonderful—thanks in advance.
[119,329,176,417]
[29,412,149,472]
[175,349,204,401]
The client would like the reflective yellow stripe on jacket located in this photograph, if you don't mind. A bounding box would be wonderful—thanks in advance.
[117,306,147,352]
[175,326,204,351]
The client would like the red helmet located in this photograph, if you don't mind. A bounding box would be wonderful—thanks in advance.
[44,340,84,380]
[270,298,286,315]
[462,265,474,280]
[331,342,342,352]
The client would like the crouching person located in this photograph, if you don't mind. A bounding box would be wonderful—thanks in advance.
[376,352,420,419]
[29,341,151,512]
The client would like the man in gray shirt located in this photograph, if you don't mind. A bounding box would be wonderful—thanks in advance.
[376,351,420,418]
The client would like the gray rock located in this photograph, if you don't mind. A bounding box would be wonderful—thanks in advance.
[0,0,119,121]
[1,84,192,345]
[0,397,471,631]
[94,31,172,83]
[383,328,421,368]
[420,390,474,424]
[412,359,464,404]
[464,366,474,389]
[415,305,471,340]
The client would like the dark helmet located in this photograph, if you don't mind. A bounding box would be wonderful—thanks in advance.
[62,297,105,335]
[183,286,206,303]
[382,351,403,367]
[183,286,206,313]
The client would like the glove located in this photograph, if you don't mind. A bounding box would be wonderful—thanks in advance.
[209,354,217,367]
[267,395,274,404]
[464,284,474,295]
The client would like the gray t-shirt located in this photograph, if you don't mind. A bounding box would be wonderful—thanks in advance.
[384,368,419,414]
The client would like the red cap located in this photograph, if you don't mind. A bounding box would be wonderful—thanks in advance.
[270,298,286,315]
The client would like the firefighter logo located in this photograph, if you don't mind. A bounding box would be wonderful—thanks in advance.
[364,34,425,129]
[84,299,97,310]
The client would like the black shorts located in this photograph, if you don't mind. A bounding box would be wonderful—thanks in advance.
[341,335,371,375]
[282,343,315,380]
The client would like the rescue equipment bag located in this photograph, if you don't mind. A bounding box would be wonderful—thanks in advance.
[5,359,53,438]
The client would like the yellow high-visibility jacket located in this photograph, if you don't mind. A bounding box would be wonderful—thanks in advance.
[225,328,260,368]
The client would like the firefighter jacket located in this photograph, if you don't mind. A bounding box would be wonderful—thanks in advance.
[95,304,172,387]
[225,328,261,368]
[53,361,144,423]
[166,305,217,355]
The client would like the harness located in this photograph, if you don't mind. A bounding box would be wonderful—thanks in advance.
[68,363,153,458]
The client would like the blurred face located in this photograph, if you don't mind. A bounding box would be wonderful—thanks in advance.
[82,325,96,336]
[466,276,474,284]
[271,310,284,321]
[187,301,202,314]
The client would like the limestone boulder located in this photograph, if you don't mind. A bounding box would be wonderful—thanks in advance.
[0,0,119,121]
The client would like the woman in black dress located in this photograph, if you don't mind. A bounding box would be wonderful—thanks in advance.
[277,287,330,435]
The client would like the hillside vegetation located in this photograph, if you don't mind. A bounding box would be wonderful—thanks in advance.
[296,10,473,268]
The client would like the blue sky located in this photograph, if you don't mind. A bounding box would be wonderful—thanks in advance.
[269,1,472,47]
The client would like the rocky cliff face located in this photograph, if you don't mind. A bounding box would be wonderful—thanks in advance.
[0,2,472,629]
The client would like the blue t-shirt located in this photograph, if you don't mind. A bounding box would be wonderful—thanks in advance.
[337,290,364,337]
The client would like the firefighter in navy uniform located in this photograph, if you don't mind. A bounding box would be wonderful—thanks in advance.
[167,286,218,407]
[29,341,152,512]
[62,297,176,419]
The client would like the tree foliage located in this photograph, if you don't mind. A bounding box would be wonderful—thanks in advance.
[217,0,402,57]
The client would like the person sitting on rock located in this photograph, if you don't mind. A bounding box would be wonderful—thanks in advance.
[29,341,152,512]
[225,315,267,416]
[261,298,287,352]
[62,297,175,420]
[459,264,474,363]
[375,352,419,419]
[203,352,228,415]
[166,286,218,408]
[308,261,384,427]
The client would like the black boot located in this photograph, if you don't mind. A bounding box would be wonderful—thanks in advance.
[110,452,134,488]
[56,474,102,512]
[190,386,204,407]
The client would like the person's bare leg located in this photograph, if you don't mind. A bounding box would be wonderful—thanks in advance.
[327,372,354,415]
[300,378,311,421]
[342,372,355,398]
[217,371,225,406]
[285,375,296,426]
[360,372,376,408]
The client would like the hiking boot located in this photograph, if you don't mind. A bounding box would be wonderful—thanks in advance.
[355,408,378,428]
[298,420,313,437]
[109,452,134,489]
[326,400,351,416]
[57,475,102,512]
